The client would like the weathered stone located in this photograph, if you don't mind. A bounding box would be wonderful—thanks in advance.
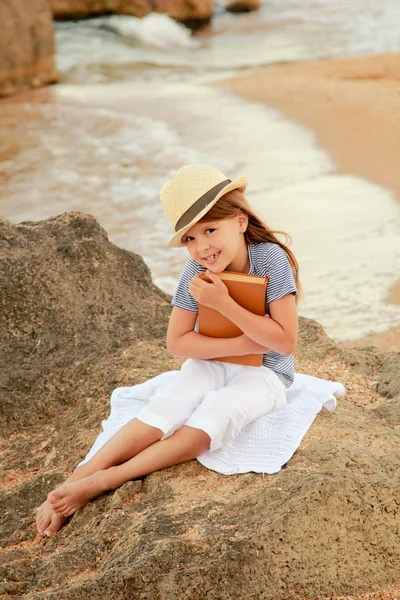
[154,0,213,24]
[226,0,261,13]
[50,0,150,19]
[0,0,58,97]
[297,317,400,403]
[0,213,171,432]
[339,345,400,399]
[51,0,213,24]
[1,212,399,599]
[373,397,400,426]
[109,480,143,508]
[297,315,338,360]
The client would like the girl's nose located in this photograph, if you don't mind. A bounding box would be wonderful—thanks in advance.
[197,238,210,253]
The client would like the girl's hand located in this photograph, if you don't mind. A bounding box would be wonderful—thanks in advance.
[189,270,230,311]
[239,314,271,354]
[239,334,270,355]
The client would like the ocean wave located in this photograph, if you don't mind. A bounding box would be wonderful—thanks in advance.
[89,14,199,49]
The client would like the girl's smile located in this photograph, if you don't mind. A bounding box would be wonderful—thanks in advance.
[204,250,221,265]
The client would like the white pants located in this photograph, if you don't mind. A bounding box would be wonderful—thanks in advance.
[137,359,287,452]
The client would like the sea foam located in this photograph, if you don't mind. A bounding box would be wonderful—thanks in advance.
[98,14,199,49]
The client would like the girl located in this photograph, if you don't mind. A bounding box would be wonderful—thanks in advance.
[36,164,299,536]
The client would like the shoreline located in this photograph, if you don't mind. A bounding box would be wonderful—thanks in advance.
[2,53,399,351]
[216,52,400,201]
[215,51,400,351]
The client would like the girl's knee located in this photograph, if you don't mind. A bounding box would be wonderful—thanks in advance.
[195,431,211,455]
[172,426,211,455]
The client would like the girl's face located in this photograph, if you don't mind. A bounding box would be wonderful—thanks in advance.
[181,213,249,273]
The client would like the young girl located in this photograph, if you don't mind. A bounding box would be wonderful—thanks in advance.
[36,164,299,536]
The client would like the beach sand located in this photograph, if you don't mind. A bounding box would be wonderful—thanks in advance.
[216,52,400,352]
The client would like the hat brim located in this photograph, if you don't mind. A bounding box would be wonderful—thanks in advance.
[167,174,248,248]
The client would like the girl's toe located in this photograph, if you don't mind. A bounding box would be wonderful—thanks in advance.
[43,528,54,537]
[52,497,64,510]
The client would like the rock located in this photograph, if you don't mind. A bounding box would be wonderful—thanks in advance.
[109,480,143,508]
[0,0,58,97]
[154,0,213,26]
[226,0,261,13]
[297,315,338,360]
[372,351,400,399]
[1,212,399,599]
[373,397,400,426]
[50,0,150,19]
[51,0,213,25]
[339,345,400,399]
[1,436,399,598]
[298,316,400,401]
[0,213,171,433]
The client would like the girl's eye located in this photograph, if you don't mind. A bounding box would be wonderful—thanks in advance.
[205,228,215,235]
[182,236,194,244]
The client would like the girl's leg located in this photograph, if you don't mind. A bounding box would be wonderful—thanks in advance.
[136,359,225,439]
[72,359,221,484]
[36,418,162,535]
[39,360,223,534]
[185,366,286,452]
[49,425,211,517]
[66,418,163,482]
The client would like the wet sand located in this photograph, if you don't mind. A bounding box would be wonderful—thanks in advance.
[216,52,400,200]
[216,52,400,351]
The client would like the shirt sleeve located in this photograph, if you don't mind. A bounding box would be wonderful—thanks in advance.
[256,243,298,305]
[171,258,202,312]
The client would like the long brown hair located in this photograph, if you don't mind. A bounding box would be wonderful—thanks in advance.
[199,189,301,299]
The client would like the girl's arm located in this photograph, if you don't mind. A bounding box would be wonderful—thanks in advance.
[220,292,298,356]
[190,272,298,357]
[167,307,269,359]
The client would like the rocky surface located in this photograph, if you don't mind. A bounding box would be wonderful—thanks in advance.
[0,0,58,98]
[0,213,171,434]
[50,0,213,25]
[0,213,399,599]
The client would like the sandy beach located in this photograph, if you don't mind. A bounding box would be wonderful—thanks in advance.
[216,52,400,351]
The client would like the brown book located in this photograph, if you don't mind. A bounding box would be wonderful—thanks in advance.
[198,271,268,366]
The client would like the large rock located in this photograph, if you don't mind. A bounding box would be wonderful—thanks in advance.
[0,212,399,599]
[51,0,213,25]
[0,0,58,97]
[155,0,213,25]
[0,213,171,432]
[226,0,261,13]
[1,397,399,599]
[50,0,151,19]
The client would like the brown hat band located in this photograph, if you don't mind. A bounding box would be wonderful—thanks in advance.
[174,179,231,232]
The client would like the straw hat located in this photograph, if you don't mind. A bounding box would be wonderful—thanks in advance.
[160,164,248,247]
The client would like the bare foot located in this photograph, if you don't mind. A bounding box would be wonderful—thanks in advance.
[47,470,109,517]
[36,500,67,536]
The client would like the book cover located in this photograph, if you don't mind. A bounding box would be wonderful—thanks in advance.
[198,271,268,366]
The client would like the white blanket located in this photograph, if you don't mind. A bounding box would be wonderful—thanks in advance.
[79,372,344,475]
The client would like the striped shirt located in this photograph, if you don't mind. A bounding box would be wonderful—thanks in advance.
[171,243,298,388]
